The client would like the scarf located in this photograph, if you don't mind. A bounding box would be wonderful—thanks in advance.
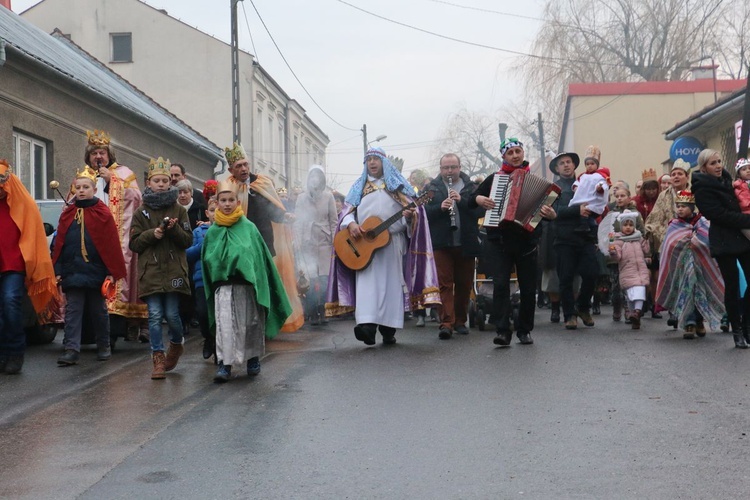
[617,230,643,242]
[215,205,244,227]
[499,161,530,174]
[1,173,57,312]
[345,147,415,207]
[142,187,178,210]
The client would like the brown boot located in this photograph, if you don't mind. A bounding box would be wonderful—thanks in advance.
[164,342,184,372]
[631,310,642,330]
[564,315,578,330]
[151,351,166,380]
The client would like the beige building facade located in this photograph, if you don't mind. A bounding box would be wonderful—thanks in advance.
[21,0,329,190]
[0,7,220,201]
[558,79,746,189]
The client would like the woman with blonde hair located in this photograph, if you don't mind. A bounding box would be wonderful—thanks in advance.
[692,149,750,348]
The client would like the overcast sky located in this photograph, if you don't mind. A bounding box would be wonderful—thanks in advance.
[13,0,546,191]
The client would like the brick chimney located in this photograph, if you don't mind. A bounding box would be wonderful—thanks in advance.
[0,0,11,10]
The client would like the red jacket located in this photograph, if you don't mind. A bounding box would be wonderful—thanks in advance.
[732,179,750,214]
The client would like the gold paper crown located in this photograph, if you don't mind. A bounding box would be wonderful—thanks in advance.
[147,157,171,179]
[641,168,658,182]
[217,178,239,195]
[75,165,98,183]
[224,142,247,165]
[584,145,601,164]
[86,130,111,147]
[675,190,695,204]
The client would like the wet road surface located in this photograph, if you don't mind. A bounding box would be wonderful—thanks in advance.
[1,308,749,499]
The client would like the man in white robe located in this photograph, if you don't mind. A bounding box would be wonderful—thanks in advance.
[340,149,417,345]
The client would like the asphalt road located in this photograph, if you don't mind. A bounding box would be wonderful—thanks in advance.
[1,307,749,499]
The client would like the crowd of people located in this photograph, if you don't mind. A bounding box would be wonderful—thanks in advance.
[2,129,750,381]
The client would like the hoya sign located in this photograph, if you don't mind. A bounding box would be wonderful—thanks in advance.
[669,136,703,166]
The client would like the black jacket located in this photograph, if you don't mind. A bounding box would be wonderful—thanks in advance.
[692,170,750,257]
[552,176,596,247]
[54,198,109,291]
[425,172,483,257]
[247,173,286,256]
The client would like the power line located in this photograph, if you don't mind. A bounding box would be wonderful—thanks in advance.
[334,0,706,73]
[425,0,545,22]
[247,0,360,132]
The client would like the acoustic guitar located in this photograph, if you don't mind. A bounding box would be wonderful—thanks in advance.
[334,191,433,271]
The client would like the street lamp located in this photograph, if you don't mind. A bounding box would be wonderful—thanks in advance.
[369,134,388,145]
[361,124,387,155]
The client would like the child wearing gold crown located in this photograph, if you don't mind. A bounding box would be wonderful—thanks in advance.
[129,158,193,380]
[570,145,611,233]
[52,166,127,366]
[201,181,291,382]
[655,190,725,339]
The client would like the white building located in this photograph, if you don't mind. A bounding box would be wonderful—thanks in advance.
[21,0,329,189]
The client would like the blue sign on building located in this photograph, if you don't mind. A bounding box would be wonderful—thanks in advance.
[669,136,703,167]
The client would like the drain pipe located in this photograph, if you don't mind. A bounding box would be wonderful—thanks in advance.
[0,39,6,67]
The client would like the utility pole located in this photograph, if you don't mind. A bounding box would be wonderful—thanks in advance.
[361,124,368,156]
[537,112,548,180]
[738,68,750,160]
[230,0,243,144]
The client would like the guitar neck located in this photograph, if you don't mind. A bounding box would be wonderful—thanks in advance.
[370,201,416,236]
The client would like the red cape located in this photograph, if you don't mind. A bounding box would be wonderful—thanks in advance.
[52,198,127,281]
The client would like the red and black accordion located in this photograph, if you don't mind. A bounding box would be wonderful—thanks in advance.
[483,169,560,231]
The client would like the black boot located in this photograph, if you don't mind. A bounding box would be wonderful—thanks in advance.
[550,302,560,323]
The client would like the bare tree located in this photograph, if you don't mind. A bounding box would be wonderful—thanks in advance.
[432,108,503,179]
[521,0,727,145]
[711,0,750,79]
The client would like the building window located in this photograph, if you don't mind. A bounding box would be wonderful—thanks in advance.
[111,33,132,63]
[12,131,50,199]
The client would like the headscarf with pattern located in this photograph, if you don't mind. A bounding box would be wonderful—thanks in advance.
[345,147,416,207]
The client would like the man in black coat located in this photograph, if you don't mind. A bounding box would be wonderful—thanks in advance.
[425,153,484,339]
[548,152,599,330]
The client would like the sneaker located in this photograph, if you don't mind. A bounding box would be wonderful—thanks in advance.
[415,316,426,327]
[579,311,595,327]
[438,327,452,340]
[517,332,534,345]
[97,346,112,361]
[247,357,261,376]
[214,362,232,383]
[57,349,79,366]
[565,316,578,330]
[720,315,730,332]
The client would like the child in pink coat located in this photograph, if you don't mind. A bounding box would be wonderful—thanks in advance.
[609,210,651,329]
[733,158,750,240]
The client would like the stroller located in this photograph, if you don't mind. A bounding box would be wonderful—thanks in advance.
[468,227,520,331]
